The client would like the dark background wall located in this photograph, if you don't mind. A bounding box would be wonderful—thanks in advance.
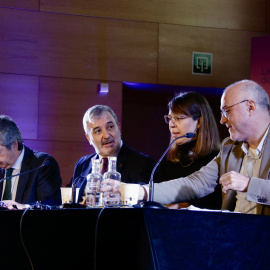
[0,1,269,185]
[122,83,228,160]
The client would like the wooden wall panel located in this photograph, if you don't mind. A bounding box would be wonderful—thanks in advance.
[39,77,123,142]
[0,0,269,191]
[0,0,39,10]
[40,0,267,32]
[24,140,91,186]
[267,0,270,32]
[0,73,38,139]
[158,24,266,88]
[0,8,158,83]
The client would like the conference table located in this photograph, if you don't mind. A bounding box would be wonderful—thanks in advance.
[1,207,270,270]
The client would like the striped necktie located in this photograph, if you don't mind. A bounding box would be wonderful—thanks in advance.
[3,168,13,200]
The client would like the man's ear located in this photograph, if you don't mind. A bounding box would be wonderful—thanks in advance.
[247,100,256,115]
[12,140,19,151]
[85,133,92,145]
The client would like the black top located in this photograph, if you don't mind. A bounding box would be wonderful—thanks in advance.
[156,141,221,209]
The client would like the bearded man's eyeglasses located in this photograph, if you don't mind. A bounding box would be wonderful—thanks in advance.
[220,100,249,119]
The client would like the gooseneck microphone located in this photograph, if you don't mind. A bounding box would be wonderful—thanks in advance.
[0,159,51,183]
[138,132,194,209]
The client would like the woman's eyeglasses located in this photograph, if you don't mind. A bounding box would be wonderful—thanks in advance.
[164,115,189,124]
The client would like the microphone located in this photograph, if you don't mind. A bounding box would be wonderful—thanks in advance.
[136,132,194,209]
[0,158,51,183]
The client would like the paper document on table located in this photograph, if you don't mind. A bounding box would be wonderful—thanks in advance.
[179,205,241,213]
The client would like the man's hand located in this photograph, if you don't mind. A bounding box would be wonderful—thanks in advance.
[1,200,29,210]
[219,171,250,193]
[100,179,121,193]
[100,180,148,201]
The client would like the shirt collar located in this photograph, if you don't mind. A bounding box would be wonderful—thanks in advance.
[11,146,24,170]
[241,126,269,156]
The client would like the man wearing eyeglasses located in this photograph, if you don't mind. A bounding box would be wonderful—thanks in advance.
[139,79,270,215]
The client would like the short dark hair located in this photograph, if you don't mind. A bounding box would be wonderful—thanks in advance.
[0,115,23,150]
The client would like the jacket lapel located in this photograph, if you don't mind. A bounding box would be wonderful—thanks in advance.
[116,143,127,173]
[259,130,270,179]
[256,130,270,214]
[0,169,5,197]
[90,155,98,174]
[222,141,244,211]
[227,142,244,173]
[81,154,98,177]
[15,147,31,203]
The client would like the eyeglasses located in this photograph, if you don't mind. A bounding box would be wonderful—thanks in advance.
[164,115,189,124]
[221,99,248,119]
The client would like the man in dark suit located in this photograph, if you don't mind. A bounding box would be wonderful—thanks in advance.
[0,115,62,209]
[72,105,156,198]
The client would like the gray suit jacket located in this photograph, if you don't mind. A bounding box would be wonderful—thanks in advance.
[154,131,270,215]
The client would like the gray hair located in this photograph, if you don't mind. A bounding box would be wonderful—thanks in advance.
[0,115,23,150]
[83,105,118,133]
[226,80,270,112]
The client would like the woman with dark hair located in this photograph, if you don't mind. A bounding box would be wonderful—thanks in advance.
[157,91,222,209]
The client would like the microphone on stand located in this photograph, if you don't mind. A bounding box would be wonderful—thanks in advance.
[0,159,51,183]
[135,132,194,209]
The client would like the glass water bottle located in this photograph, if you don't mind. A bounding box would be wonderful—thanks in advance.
[103,157,121,206]
[86,159,103,207]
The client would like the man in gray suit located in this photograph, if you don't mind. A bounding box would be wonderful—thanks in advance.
[139,79,270,215]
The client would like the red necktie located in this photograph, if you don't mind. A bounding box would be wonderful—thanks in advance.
[100,158,108,175]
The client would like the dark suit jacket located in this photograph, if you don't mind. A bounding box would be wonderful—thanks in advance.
[72,142,156,199]
[0,146,62,205]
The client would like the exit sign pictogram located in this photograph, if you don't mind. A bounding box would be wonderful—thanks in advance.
[192,52,212,75]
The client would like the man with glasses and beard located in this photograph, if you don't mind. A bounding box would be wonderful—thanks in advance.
[138,80,270,215]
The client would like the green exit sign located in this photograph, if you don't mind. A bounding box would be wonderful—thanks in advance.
[192,52,212,75]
